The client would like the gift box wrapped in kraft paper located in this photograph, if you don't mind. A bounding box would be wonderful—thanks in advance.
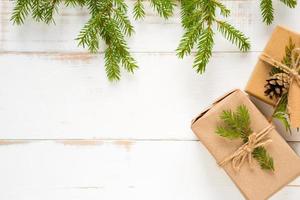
[191,89,300,200]
[245,25,300,128]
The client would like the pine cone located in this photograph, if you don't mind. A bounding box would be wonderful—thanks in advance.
[264,73,290,99]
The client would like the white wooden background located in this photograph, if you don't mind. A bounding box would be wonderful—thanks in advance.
[0,0,300,199]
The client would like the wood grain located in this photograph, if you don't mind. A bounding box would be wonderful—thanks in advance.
[0,140,298,200]
[1,52,300,140]
[0,51,259,139]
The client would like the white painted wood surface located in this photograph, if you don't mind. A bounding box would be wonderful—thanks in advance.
[0,0,299,199]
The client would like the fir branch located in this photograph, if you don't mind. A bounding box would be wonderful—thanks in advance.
[11,0,32,25]
[11,0,61,24]
[11,0,296,80]
[193,27,214,73]
[252,147,274,171]
[150,0,175,19]
[113,8,135,36]
[270,38,295,75]
[31,0,44,21]
[216,105,252,141]
[102,16,138,78]
[214,0,230,17]
[260,0,297,25]
[282,38,296,67]
[280,0,297,8]
[260,0,274,25]
[86,0,101,16]
[201,0,216,24]
[216,20,250,52]
[236,104,252,140]
[113,0,128,13]
[133,0,145,20]
[272,94,291,132]
[76,13,103,53]
[105,46,121,80]
[11,0,137,81]
[180,0,202,29]
[79,0,137,80]
[41,0,61,24]
[177,0,250,74]
[176,22,203,58]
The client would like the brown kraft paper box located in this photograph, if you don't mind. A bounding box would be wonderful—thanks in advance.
[191,89,300,200]
[245,25,300,128]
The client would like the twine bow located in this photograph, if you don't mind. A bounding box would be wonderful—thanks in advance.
[260,48,300,87]
[218,124,274,171]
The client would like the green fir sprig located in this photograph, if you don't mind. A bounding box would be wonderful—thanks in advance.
[133,0,146,20]
[260,0,297,25]
[269,38,296,132]
[216,105,274,171]
[177,0,250,73]
[10,0,297,80]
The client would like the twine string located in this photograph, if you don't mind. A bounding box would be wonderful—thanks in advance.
[218,124,274,171]
[260,48,300,87]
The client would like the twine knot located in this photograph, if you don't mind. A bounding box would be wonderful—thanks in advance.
[218,124,274,172]
[260,48,300,87]
[290,69,300,86]
[244,146,252,153]
[290,70,299,77]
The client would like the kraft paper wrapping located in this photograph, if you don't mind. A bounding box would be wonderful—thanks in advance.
[245,25,300,128]
[191,89,300,200]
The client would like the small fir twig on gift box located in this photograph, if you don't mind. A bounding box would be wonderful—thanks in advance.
[216,105,274,171]
[10,0,297,81]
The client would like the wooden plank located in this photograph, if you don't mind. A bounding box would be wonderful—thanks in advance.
[3,186,300,200]
[0,140,298,200]
[0,51,256,139]
[1,0,300,52]
[1,52,299,140]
